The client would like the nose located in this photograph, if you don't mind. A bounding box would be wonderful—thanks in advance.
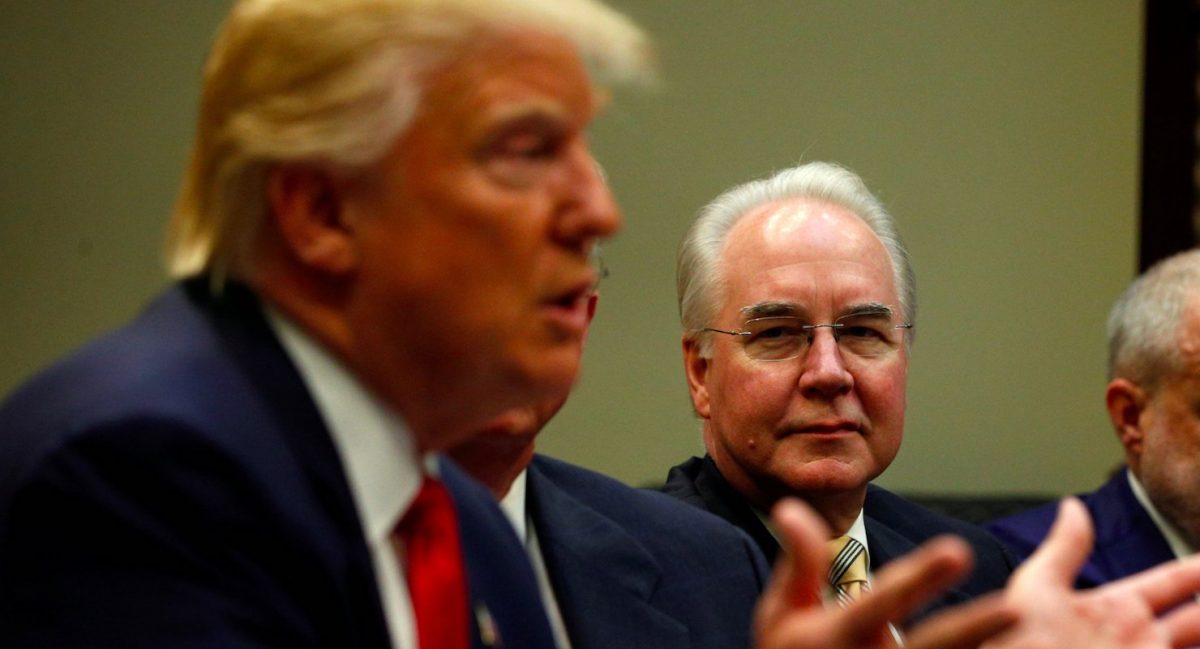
[553,143,622,248]
[796,327,854,400]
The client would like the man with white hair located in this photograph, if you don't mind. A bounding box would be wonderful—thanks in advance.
[663,161,1013,623]
[988,248,1200,587]
[0,1,650,646]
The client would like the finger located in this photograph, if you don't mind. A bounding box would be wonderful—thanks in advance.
[845,535,975,635]
[769,498,831,609]
[1160,596,1200,649]
[1096,555,1200,615]
[905,592,1018,649]
[1014,497,1093,590]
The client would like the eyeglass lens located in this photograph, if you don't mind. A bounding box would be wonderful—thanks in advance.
[739,313,904,361]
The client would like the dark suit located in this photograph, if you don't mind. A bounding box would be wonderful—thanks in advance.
[662,455,1014,624]
[526,455,768,649]
[0,280,555,649]
[985,467,1177,588]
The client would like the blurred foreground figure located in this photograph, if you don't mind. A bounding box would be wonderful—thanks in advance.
[989,248,1200,586]
[0,0,651,647]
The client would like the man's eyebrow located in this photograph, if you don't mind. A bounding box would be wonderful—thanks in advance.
[841,302,894,318]
[739,302,805,319]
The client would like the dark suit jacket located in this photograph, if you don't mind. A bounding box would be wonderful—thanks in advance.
[0,280,555,649]
[526,455,768,649]
[985,467,1176,588]
[662,455,1014,624]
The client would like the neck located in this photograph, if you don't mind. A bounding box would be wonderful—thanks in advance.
[447,438,535,499]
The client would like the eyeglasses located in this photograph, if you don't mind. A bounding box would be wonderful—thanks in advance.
[703,313,913,362]
[589,245,610,291]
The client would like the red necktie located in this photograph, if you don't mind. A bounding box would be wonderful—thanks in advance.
[393,476,470,649]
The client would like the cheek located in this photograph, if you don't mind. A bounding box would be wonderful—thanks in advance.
[859,364,907,429]
[711,361,794,429]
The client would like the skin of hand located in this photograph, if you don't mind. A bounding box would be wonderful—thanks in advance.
[754,498,1016,649]
[983,497,1200,649]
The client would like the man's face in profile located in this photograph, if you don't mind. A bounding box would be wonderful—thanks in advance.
[1136,297,1200,544]
[339,30,620,437]
[685,200,908,508]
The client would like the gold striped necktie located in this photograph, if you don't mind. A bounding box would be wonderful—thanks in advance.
[827,535,870,606]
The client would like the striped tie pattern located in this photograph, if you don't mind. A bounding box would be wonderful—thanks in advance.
[827,535,870,606]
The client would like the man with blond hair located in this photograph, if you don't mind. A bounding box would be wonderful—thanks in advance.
[0,0,650,646]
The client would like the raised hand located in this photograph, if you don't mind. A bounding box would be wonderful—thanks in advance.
[755,498,1015,649]
[983,498,1200,649]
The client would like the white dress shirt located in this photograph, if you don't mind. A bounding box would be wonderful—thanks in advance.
[267,307,423,649]
[500,470,573,649]
[1128,470,1197,559]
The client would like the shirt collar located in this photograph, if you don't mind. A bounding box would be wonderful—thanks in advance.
[1128,469,1196,559]
[499,469,530,542]
[755,505,872,572]
[265,306,425,544]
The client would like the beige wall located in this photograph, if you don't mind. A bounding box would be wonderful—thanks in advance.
[1,1,1140,496]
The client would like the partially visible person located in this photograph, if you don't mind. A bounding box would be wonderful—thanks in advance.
[987,248,1200,587]
[662,161,1012,624]
[0,1,652,647]
[450,292,770,649]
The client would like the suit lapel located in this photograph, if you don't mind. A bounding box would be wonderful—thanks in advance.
[865,514,972,624]
[1090,471,1179,582]
[527,461,689,649]
[186,281,392,647]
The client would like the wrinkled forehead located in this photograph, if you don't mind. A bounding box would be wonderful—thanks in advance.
[718,198,898,304]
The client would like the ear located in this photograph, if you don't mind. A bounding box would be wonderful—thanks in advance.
[266,166,358,275]
[683,335,712,419]
[1105,378,1148,460]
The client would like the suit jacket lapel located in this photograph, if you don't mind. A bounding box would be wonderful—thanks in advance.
[185,280,391,647]
[865,514,972,624]
[1091,471,1178,582]
[527,461,689,649]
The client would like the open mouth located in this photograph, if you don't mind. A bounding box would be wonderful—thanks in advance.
[542,279,595,335]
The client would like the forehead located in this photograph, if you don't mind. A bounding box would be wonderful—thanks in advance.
[419,29,600,133]
[1178,298,1200,374]
[718,199,897,313]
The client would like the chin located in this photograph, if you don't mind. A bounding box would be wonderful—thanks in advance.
[505,346,580,406]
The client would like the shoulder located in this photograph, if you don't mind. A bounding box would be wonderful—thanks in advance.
[866,484,1014,573]
[984,500,1061,561]
[533,455,726,530]
[659,455,707,506]
[0,281,330,541]
[531,455,768,574]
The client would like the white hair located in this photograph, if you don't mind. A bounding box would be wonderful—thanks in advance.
[165,0,654,287]
[1108,248,1200,389]
[677,161,915,356]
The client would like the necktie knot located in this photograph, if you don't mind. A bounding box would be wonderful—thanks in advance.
[394,476,469,649]
[827,535,869,605]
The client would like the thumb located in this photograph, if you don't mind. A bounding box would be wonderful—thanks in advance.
[769,498,831,608]
[1013,497,1094,592]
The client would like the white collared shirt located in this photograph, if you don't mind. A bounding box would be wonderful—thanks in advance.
[755,507,872,578]
[500,470,573,649]
[267,307,422,649]
[1128,470,1197,560]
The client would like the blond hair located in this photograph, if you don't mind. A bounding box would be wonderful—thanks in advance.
[165,0,653,286]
